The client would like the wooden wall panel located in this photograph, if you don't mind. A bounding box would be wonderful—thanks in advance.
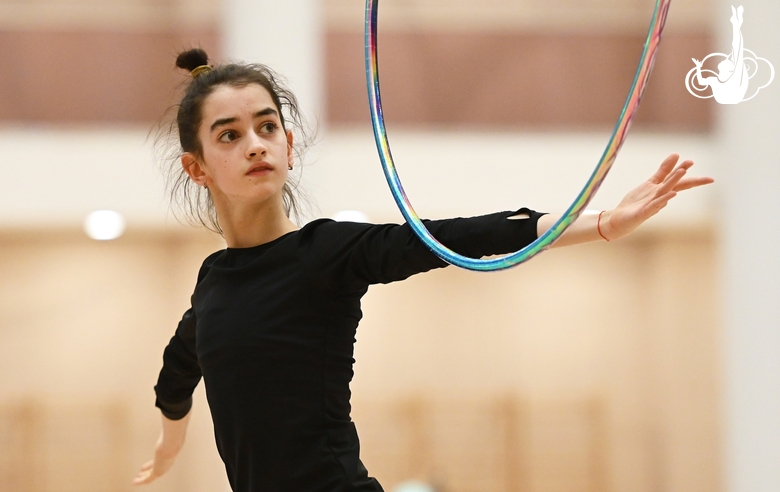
[326,31,713,130]
[0,400,130,492]
[0,29,219,123]
[350,229,722,492]
[0,229,228,492]
[0,29,712,130]
[353,396,608,492]
[0,401,43,492]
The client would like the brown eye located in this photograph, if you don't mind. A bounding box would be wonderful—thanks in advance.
[218,130,239,143]
[260,122,278,134]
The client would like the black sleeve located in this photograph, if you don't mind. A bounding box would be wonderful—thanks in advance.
[153,257,215,420]
[154,308,200,419]
[310,208,545,286]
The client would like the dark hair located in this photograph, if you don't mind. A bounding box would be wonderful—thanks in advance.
[160,48,310,234]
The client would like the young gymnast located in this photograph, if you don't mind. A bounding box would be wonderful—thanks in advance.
[133,49,713,491]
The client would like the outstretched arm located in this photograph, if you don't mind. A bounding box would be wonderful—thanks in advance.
[133,412,192,485]
[538,154,713,247]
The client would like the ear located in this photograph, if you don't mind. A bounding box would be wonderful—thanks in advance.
[286,130,295,169]
[182,152,209,187]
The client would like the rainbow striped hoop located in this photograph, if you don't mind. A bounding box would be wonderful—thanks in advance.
[365,0,671,271]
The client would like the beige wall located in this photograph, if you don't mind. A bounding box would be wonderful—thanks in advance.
[715,0,780,489]
[0,227,721,492]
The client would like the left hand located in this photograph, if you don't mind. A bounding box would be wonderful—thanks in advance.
[601,154,714,240]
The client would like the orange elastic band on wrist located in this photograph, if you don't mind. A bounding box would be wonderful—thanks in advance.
[598,211,610,242]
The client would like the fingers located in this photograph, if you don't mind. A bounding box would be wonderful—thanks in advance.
[653,154,694,184]
[648,172,713,210]
[653,158,715,198]
[662,159,713,192]
[656,163,690,195]
[664,159,694,179]
[133,471,156,485]
[614,156,712,230]
[649,154,679,184]
[132,460,157,485]
[674,159,694,172]
[132,472,150,485]
[673,175,715,192]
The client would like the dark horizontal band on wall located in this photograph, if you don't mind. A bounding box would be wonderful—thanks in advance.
[0,29,712,131]
[326,31,714,131]
[0,30,219,124]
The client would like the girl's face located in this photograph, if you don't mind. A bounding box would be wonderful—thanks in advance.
[183,83,294,209]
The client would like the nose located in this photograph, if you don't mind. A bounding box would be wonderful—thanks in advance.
[246,132,267,159]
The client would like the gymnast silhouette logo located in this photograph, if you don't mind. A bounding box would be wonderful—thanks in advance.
[685,5,774,104]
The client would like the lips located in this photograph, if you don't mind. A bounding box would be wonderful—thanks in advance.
[246,162,274,176]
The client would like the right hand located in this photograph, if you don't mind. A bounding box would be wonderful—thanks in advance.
[132,435,181,485]
[133,413,191,485]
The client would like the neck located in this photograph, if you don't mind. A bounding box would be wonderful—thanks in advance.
[214,194,298,248]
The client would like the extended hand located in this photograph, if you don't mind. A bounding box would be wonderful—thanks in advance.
[133,459,172,485]
[601,154,714,240]
[132,433,182,485]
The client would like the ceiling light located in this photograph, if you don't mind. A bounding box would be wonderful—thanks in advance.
[83,210,126,241]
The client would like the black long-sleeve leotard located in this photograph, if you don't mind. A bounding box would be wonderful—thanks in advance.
[154,209,544,492]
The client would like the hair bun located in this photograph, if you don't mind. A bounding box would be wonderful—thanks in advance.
[176,48,210,72]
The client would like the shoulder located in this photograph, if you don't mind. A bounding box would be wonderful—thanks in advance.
[201,249,226,268]
[297,217,390,241]
[294,218,418,270]
[196,249,226,282]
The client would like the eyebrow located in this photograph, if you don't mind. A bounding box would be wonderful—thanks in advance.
[209,107,279,133]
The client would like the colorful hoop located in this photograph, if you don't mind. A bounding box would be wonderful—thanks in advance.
[365,0,671,271]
